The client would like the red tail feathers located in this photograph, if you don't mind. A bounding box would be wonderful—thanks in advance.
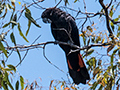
[78,54,85,68]
[67,53,90,84]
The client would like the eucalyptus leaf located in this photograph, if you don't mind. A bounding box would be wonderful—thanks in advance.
[20,76,24,90]
[15,80,19,90]
[17,23,29,42]
[26,20,31,36]
[25,8,41,28]
[10,32,16,45]
[7,64,16,72]
[0,41,8,58]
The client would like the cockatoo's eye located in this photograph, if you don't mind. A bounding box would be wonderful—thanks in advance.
[42,18,52,23]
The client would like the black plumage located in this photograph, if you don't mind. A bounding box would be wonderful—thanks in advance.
[41,8,90,84]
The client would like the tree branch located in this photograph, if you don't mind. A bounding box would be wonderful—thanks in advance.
[18,0,45,21]
[99,0,113,39]
[16,50,29,67]
[54,0,62,8]
[43,42,67,74]
[2,40,112,68]
[4,41,111,52]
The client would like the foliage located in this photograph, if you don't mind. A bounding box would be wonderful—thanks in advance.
[0,0,120,90]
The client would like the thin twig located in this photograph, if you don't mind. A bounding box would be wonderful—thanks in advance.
[107,0,113,9]
[80,18,87,31]
[60,6,120,24]
[32,0,45,9]
[99,0,114,39]
[32,34,41,44]
[5,49,14,62]
[16,49,29,67]
[15,35,41,67]
[54,0,62,8]
[43,42,67,74]
[18,0,45,21]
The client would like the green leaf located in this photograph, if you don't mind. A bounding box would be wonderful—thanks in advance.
[25,8,41,28]
[111,54,113,66]
[85,49,94,56]
[81,32,86,46]
[109,5,114,17]
[7,64,16,72]
[0,41,8,58]
[20,76,24,90]
[110,22,114,31]
[93,67,100,77]
[4,71,8,80]
[96,36,101,43]
[87,26,93,32]
[74,0,78,3]
[64,0,69,6]
[98,85,103,90]
[4,68,15,71]
[10,32,21,61]
[114,18,119,22]
[86,57,96,70]
[16,48,21,61]
[2,22,11,28]
[118,49,120,57]
[91,80,100,90]
[18,23,29,42]
[107,44,115,54]
[7,79,14,90]
[15,80,19,90]
[118,26,120,31]
[109,10,113,17]
[2,81,8,90]
[117,31,120,37]
[12,14,17,29]
[3,71,14,90]
[0,71,3,78]
[0,71,8,90]
[26,20,31,36]
[110,48,119,76]
[10,32,16,45]
[2,60,5,67]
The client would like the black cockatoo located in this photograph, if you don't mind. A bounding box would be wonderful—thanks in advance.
[41,8,90,84]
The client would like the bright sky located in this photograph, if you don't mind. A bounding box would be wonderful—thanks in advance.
[4,0,119,89]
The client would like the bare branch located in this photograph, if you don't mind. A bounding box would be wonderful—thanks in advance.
[4,41,111,53]
[54,0,62,8]
[107,0,113,9]
[43,41,67,74]
[60,6,120,25]
[32,0,45,9]
[32,34,41,44]
[99,0,113,39]
[16,50,29,67]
